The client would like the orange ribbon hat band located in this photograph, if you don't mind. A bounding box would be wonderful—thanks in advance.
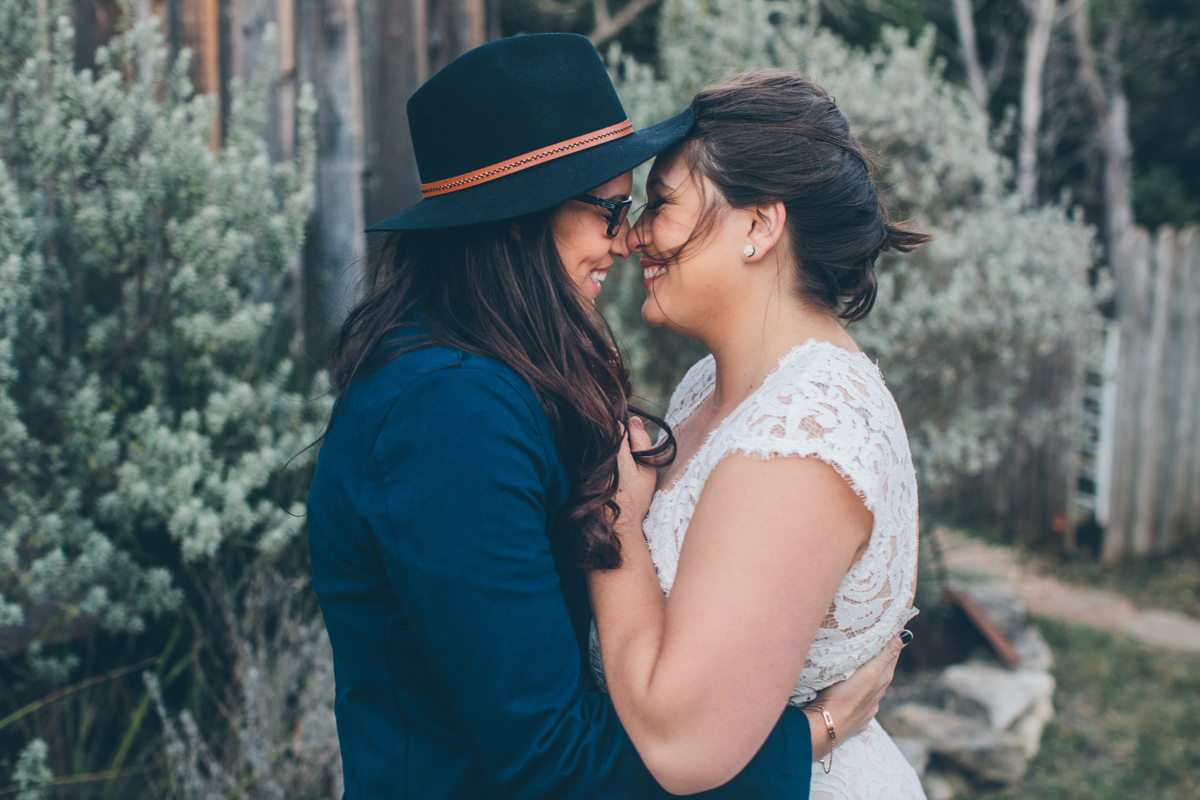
[420,120,634,198]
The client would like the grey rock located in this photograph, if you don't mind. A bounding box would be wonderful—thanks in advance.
[1010,695,1055,758]
[892,737,930,777]
[921,769,971,800]
[881,703,1029,783]
[1014,625,1054,670]
[938,663,1055,731]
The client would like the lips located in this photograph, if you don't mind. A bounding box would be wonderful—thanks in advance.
[642,260,666,289]
[589,269,607,296]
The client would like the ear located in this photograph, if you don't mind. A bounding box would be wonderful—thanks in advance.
[509,222,521,242]
[742,200,787,262]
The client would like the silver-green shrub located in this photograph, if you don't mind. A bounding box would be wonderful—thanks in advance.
[0,2,325,666]
[603,0,1102,490]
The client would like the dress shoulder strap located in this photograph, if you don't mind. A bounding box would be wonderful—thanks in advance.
[664,354,715,430]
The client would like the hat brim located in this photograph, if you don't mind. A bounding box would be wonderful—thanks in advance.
[366,109,693,231]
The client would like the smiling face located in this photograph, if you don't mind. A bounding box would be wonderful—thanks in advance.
[551,172,633,303]
[628,147,762,335]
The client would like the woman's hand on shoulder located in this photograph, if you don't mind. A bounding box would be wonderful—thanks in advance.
[614,417,657,532]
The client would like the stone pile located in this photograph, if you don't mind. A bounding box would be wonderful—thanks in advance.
[880,584,1056,800]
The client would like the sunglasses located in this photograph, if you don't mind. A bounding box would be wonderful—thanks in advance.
[573,193,633,238]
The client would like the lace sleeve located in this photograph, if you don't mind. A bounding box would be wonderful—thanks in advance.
[706,358,896,515]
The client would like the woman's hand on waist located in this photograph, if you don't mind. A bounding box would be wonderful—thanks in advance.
[805,631,911,761]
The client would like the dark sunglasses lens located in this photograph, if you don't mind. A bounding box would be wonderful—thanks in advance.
[608,204,630,237]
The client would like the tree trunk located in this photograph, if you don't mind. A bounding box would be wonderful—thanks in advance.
[1017,0,1056,208]
[951,0,988,111]
[589,0,660,48]
[427,0,486,73]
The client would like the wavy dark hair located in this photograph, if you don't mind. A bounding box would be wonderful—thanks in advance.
[646,70,931,322]
[325,207,673,570]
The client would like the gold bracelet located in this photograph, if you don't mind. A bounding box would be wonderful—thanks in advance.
[807,703,837,774]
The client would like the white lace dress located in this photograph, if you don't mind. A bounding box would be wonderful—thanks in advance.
[592,340,926,799]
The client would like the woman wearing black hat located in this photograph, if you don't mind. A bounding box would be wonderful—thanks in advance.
[306,34,899,800]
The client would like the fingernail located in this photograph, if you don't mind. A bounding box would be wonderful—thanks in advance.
[630,417,644,429]
[899,630,913,645]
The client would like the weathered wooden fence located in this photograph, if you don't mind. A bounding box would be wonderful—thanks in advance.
[1082,225,1200,560]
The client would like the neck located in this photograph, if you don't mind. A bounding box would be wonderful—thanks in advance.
[698,283,853,412]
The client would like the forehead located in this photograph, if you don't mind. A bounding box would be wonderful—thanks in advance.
[647,146,691,189]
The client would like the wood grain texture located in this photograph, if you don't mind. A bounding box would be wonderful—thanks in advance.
[1105,228,1151,560]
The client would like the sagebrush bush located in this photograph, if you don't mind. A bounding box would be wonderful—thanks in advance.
[0,2,321,657]
[0,3,333,796]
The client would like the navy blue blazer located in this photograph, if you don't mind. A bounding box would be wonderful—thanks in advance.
[307,340,812,799]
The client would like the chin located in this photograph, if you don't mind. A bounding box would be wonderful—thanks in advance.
[641,296,668,328]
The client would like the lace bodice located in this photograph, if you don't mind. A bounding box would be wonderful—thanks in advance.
[646,340,919,705]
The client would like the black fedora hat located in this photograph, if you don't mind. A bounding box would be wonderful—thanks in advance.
[366,33,692,231]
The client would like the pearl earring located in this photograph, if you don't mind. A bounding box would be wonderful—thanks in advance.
[743,244,756,258]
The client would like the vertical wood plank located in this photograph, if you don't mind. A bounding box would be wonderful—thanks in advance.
[428,0,486,73]
[1104,228,1151,560]
[1131,227,1179,554]
[1164,227,1200,547]
[181,0,222,143]
[154,0,222,145]
[1182,227,1200,541]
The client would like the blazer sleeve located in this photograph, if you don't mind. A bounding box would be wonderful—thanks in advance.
[370,363,662,800]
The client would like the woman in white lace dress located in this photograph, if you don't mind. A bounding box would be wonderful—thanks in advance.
[588,71,932,798]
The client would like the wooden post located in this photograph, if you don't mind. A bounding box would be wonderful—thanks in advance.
[359,0,427,230]
[360,0,491,231]
[1131,228,1179,554]
[277,0,296,161]
[1163,227,1199,548]
[1104,228,1151,561]
[298,0,367,324]
[72,0,123,69]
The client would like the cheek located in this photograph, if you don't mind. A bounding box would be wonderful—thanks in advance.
[553,223,595,288]
[645,252,729,323]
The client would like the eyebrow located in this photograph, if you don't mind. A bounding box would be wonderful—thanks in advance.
[603,193,631,202]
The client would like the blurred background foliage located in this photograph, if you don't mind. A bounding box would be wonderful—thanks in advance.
[0,0,1197,797]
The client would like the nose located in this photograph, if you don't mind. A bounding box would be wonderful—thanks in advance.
[625,212,646,254]
[609,218,632,259]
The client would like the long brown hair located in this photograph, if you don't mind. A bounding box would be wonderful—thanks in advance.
[656,70,931,322]
[326,207,672,570]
